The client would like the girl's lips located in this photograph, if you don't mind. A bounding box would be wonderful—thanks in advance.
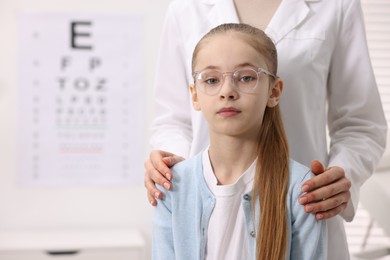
[217,107,241,117]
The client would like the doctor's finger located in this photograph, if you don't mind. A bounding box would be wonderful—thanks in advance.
[304,190,351,214]
[162,155,184,168]
[147,188,158,207]
[315,203,348,220]
[150,150,174,180]
[144,172,159,206]
[144,169,165,206]
[302,166,345,192]
[310,160,325,175]
[300,177,351,204]
[145,160,171,189]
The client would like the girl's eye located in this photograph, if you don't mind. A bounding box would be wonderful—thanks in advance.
[205,78,220,85]
[240,76,255,82]
[236,70,258,84]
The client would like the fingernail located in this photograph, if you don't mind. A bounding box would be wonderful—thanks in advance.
[305,205,313,212]
[163,182,171,190]
[150,200,156,206]
[316,213,324,220]
[299,197,308,204]
[166,173,172,181]
[154,191,160,199]
[302,185,309,192]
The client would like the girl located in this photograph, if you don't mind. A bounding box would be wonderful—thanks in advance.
[152,23,327,260]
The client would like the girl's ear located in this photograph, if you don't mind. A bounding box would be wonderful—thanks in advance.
[267,79,283,108]
[190,84,201,111]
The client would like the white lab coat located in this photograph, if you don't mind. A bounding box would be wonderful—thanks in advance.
[150,0,388,259]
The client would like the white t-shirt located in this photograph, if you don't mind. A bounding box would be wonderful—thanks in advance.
[202,150,255,260]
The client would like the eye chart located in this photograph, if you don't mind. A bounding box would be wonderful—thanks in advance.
[17,13,144,186]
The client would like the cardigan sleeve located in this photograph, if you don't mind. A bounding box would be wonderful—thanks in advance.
[289,170,328,260]
[152,184,175,259]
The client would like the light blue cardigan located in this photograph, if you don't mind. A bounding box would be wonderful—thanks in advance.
[152,153,327,259]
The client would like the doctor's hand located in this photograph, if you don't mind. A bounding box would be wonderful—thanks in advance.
[298,160,351,220]
[144,150,184,206]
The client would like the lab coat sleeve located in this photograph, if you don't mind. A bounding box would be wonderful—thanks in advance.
[327,0,387,221]
[149,4,193,158]
[290,171,328,260]
[152,184,175,259]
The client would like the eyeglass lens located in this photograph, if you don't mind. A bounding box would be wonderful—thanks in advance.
[196,68,260,95]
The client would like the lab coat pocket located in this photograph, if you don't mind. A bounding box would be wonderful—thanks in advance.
[281,29,328,68]
[277,29,328,111]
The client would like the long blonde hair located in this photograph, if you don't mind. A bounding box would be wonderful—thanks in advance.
[192,23,290,260]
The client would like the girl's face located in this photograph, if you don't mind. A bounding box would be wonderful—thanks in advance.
[190,32,282,139]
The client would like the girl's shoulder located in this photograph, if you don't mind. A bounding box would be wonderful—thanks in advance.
[170,153,202,176]
[288,159,314,199]
[289,159,314,185]
[169,153,205,191]
[166,152,212,199]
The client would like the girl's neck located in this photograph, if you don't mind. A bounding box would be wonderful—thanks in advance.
[208,134,258,185]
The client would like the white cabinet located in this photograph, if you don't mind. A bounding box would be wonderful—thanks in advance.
[0,229,145,260]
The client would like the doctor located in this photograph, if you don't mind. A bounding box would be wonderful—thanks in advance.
[145,0,387,259]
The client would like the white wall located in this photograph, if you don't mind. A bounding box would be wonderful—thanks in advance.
[0,0,172,258]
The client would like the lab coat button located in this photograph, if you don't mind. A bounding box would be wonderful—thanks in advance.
[250,231,256,237]
[243,194,251,200]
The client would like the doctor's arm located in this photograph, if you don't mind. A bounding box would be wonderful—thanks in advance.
[149,4,193,158]
[145,4,193,205]
[299,0,387,221]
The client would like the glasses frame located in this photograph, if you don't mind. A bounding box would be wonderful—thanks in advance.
[192,67,277,96]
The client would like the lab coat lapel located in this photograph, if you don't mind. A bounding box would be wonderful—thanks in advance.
[206,0,240,28]
[204,0,314,44]
[266,0,311,44]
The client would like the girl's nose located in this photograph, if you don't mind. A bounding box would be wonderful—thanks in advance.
[219,75,238,100]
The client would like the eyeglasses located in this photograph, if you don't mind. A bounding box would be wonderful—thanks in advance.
[193,67,276,96]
